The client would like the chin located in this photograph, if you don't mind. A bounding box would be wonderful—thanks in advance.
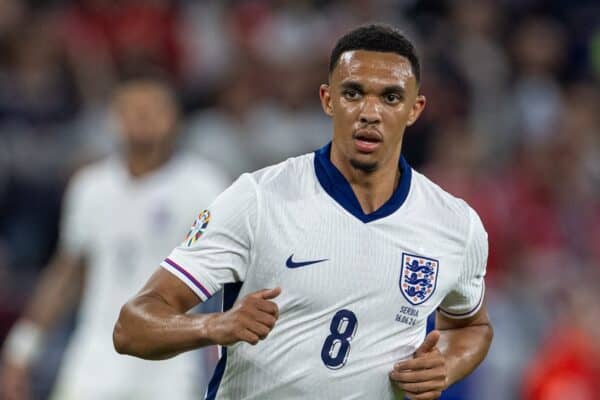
[350,158,378,173]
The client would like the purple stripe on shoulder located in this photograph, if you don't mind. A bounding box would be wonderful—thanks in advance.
[439,285,485,317]
[164,258,212,299]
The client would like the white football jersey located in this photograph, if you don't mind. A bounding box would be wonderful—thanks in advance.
[53,154,229,400]
[162,143,487,400]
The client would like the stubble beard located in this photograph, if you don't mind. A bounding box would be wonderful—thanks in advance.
[349,158,378,173]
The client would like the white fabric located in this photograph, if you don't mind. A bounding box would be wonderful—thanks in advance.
[2,320,43,367]
[163,152,488,400]
[53,154,229,400]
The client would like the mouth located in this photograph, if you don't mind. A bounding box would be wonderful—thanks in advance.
[353,129,382,153]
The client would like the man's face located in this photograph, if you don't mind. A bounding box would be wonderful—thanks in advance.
[320,50,425,173]
[114,82,178,149]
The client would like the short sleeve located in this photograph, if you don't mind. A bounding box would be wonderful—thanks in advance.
[160,173,258,301]
[438,207,488,319]
[59,172,92,256]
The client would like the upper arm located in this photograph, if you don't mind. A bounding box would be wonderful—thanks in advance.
[436,303,491,331]
[439,207,488,319]
[60,169,96,255]
[159,173,259,302]
[135,267,203,313]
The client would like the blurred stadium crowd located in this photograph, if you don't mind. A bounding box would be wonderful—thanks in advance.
[0,0,599,399]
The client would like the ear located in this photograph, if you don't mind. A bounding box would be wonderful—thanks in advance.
[406,94,426,127]
[319,84,333,117]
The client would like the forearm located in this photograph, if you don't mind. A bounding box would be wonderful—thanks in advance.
[114,269,280,360]
[437,323,493,386]
[24,255,83,329]
[3,253,83,367]
[113,293,217,360]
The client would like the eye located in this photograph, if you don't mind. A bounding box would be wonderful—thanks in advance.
[342,89,361,100]
[384,93,402,104]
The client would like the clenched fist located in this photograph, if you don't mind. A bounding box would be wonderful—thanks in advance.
[389,330,448,400]
[207,287,281,346]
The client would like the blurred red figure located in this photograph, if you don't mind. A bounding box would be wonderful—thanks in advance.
[522,329,600,400]
[522,282,600,400]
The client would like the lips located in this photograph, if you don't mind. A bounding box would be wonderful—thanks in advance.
[353,129,382,153]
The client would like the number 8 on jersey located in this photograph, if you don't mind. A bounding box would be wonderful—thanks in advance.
[321,309,358,369]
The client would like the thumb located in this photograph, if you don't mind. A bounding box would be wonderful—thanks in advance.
[256,287,281,300]
[414,330,441,357]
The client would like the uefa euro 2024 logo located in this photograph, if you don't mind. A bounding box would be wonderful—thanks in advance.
[183,210,211,247]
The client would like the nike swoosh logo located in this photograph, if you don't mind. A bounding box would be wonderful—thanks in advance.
[286,254,328,269]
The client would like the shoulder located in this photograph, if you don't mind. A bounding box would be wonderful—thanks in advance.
[67,157,118,195]
[249,152,315,196]
[61,157,120,212]
[170,153,231,187]
[410,169,471,216]
[410,169,485,238]
[154,154,231,205]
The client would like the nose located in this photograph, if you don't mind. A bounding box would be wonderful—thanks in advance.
[359,95,381,125]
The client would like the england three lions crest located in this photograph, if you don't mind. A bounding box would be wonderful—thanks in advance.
[400,253,439,305]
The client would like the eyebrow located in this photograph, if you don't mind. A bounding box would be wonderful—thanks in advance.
[381,85,405,97]
[339,81,405,96]
[340,81,364,92]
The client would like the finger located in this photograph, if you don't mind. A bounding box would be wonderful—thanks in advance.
[255,299,279,318]
[240,329,260,345]
[246,319,275,340]
[390,374,446,394]
[259,287,281,300]
[404,389,443,400]
[247,288,277,300]
[240,301,278,323]
[389,367,446,384]
[400,380,445,396]
[394,353,444,371]
[414,330,440,357]
[252,311,278,329]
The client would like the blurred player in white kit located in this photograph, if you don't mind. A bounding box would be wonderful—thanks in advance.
[0,77,230,400]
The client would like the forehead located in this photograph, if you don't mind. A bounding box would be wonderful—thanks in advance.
[115,83,174,108]
[332,50,416,88]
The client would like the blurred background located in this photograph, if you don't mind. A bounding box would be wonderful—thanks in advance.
[0,0,599,399]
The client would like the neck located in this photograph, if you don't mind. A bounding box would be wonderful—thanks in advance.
[330,145,401,214]
[125,144,173,178]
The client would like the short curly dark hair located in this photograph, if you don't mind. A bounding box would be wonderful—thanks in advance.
[329,23,421,84]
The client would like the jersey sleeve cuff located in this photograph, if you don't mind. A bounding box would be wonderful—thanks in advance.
[437,283,485,319]
[160,258,214,301]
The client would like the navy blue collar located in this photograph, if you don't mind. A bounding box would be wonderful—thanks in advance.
[314,142,412,223]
